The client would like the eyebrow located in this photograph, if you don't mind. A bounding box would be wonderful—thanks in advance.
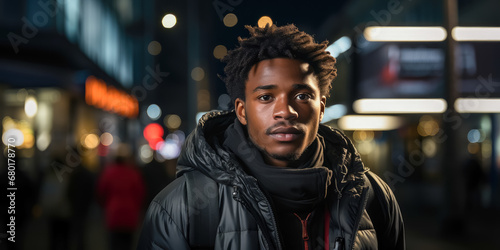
[292,83,314,92]
[252,83,314,93]
[252,85,276,93]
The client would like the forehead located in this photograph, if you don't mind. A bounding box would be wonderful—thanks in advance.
[246,58,318,88]
[248,58,312,78]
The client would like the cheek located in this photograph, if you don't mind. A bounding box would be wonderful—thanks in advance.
[245,109,268,143]
[247,124,271,152]
[299,102,321,121]
[302,103,322,135]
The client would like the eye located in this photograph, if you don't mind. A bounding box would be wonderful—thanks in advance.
[258,95,273,102]
[295,93,312,101]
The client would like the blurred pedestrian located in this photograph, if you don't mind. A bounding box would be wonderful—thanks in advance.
[67,157,95,250]
[41,156,72,250]
[97,144,145,250]
[463,155,486,210]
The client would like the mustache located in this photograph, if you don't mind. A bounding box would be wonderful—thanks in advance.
[265,121,305,135]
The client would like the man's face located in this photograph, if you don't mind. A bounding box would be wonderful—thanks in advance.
[235,58,326,167]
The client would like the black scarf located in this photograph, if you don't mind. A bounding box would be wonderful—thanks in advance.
[223,119,333,213]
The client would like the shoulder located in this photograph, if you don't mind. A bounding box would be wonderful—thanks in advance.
[150,175,189,213]
[365,172,390,191]
[364,171,406,249]
[138,176,192,249]
[365,171,397,205]
[146,170,219,223]
[141,176,190,238]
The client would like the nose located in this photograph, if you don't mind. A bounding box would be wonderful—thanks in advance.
[273,96,298,121]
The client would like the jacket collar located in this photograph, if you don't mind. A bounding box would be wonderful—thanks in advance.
[177,110,369,194]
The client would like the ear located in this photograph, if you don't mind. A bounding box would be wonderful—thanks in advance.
[319,96,326,122]
[235,98,247,125]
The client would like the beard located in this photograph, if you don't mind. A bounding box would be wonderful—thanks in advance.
[261,147,301,162]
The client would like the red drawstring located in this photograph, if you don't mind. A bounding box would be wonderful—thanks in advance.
[324,205,330,250]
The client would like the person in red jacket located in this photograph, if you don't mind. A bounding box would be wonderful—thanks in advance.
[97,147,146,250]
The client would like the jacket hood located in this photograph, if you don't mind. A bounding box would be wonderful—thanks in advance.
[177,110,237,185]
[177,111,369,192]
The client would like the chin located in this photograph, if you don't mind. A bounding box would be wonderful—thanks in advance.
[266,149,302,162]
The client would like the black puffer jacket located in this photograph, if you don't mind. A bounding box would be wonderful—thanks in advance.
[137,111,405,249]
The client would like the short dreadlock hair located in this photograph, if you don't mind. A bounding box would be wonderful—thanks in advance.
[221,24,337,103]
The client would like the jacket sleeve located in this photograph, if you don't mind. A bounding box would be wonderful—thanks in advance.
[367,171,406,250]
[137,178,191,250]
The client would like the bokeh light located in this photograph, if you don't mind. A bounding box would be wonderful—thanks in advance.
[23,132,34,149]
[357,141,374,155]
[191,67,205,81]
[218,94,231,110]
[158,139,181,160]
[467,143,480,155]
[148,41,162,55]
[417,115,440,137]
[353,130,375,142]
[17,89,28,102]
[147,104,162,120]
[164,114,182,130]
[223,13,238,27]
[140,144,154,164]
[467,129,483,143]
[25,96,38,118]
[422,138,438,157]
[482,139,492,158]
[197,89,210,111]
[143,123,164,150]
[82,134,99,149]
[162,14,177,28]
[2,116,15,130]
[36,132,51,151]
[258,16,272,28]
[2,128,24,147]
[100,132,114,146]
[213,45,228,59]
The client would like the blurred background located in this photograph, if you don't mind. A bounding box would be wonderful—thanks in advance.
[1,0,500,249]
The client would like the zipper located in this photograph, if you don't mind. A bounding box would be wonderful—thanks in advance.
[293,213,311,250]
[347,187,370,250]
[333,176,345,250]
[233,178,282,250]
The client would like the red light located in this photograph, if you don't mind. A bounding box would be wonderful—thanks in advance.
[148,137,164,150]
[144,123,164,150]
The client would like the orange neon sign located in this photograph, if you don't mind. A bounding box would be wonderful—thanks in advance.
[85,76,139,118]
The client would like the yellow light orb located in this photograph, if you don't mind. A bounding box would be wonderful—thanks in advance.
[223,13,238,27]
[165,114,182,130]
[191,67,205,81]
[213,45,228,59]
[148,41,162,55]
[258,16,273,28]
[83,134,99,149]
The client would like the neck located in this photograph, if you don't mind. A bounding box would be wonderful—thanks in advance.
[263,156,290,168]
[260,140,319,168]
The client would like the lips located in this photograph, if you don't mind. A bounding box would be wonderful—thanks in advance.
[268,126,304,142]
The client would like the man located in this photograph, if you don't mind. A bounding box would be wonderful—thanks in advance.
[137,24,405,250]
